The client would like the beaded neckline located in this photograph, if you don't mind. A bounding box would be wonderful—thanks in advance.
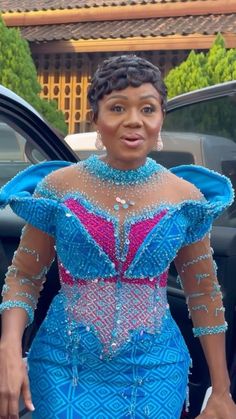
[82,155,161,185]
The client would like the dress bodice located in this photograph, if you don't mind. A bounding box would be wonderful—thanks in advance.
[0,156,234,356]
[57,196,170,355]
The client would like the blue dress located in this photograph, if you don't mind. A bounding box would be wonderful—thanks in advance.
[0,156,233,418]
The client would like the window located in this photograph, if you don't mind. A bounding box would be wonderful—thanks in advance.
[0,118,47,188]
[162,93,236,227]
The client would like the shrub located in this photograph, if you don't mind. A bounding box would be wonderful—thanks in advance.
[0,16,67,135]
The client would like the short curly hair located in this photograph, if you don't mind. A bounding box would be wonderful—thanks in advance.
[87,55,167,121]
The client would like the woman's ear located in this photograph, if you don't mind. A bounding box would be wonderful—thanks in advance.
[88,111,97,130]
[92,120,98,133]
[92,111,98,125]
[89,110,97,132]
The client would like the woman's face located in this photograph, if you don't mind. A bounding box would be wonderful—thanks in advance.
[94,83,164,169]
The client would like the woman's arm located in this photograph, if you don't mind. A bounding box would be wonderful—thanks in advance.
[0,309,34,416]
[175,235,236,418]
[175,236,229,387]
[0,223,55,417]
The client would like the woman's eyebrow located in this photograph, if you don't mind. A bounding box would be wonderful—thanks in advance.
[105,94,128,101]
[140,94,159,100]
[105,94,159,102]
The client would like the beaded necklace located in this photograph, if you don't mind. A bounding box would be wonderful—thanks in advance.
[83,155,161,185]
[82,155,163,212]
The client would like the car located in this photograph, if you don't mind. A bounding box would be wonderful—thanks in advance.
[65,127,236,180]
[0,81,236,418]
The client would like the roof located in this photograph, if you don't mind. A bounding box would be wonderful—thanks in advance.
[19,14,236,42]
[2,0,236,49]
[0,0,206,12]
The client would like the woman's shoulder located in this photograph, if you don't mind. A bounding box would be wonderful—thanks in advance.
[169,163,233,206]
[22,161,77,202]
[43,162,78,184]
[37,162,83,195]
[165,167,203,202]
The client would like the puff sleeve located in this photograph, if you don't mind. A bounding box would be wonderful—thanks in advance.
[171,165,234,246]
[0,161,70,324]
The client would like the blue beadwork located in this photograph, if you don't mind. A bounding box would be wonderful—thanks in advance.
[0,300,34,325]
[193,322,228,337]
[0,158,234,417]
[210,282,222,300]
[0,161,233,313]
[180,253,211,273]
[1,284,10,295]
[16,292,37,305]
[192,304,208,313]
[195,273,210,284]
[20,278,36,286]
[215,306,225,316]
[82,155,162,184]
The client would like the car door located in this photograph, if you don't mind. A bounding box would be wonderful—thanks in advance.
[153,81,236,417]
[0,88,78,418]
[0,88,77,340]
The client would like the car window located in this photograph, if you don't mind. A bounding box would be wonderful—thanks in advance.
[0,117,47,188]
[0,122,26,161]
[162,94,236,227]
[165,95,236,140]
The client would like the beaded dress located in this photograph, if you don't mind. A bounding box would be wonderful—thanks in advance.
[0,155,233,419]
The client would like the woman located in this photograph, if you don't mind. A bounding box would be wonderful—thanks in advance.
[0,55,235,418]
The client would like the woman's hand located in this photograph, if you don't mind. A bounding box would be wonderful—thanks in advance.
[195,390,236,419]
[0,341,34,418]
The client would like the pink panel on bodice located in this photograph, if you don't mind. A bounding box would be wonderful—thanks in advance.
[64,198,116,265]
[64,199,168,281]
[122,209,167,274]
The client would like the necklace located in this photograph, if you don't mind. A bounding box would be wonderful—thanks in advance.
[80,154,166,214]
[83,155,161,185]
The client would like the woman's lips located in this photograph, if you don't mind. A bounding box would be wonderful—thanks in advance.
[120,135,144,148]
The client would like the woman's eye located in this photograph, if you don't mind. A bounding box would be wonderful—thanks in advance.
[142,106,155,114]
[111,105,124,112]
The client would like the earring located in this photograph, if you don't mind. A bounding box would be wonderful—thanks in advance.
[95,131,104,151]
[156,132,163,151]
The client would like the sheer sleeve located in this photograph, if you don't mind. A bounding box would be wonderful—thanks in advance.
[174,235,227,337]
[0,174,57,326]
[0,224,55,326]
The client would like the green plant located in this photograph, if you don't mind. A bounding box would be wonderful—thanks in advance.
[164,35,236,141]
[0,15,67,135]
[164,34,236,99]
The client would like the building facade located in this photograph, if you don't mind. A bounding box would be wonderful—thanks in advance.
[2,0,236,133]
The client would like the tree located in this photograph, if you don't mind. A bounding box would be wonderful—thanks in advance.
[164,34,236,140]
[207,35,236,84]
[164,50,209,98]
[164,34,236,98]
[0,16,67,134]
[38,98,68,135]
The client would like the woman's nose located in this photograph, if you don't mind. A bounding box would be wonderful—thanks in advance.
[124,109,142,127]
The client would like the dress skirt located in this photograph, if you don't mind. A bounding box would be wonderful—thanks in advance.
[28,295,191,419]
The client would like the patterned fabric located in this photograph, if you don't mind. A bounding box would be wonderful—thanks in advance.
[0,157,234,418]
[29,295,190,419]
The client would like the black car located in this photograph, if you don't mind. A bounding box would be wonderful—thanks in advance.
[0,82,236,418]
